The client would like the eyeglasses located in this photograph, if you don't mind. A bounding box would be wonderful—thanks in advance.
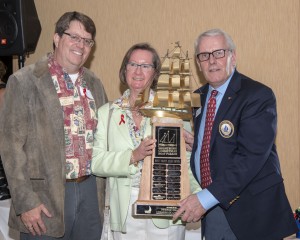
[63,32,95,48]
[196,49,231,62]
[126,62,154,72]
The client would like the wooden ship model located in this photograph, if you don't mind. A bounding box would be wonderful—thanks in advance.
[138,42,200,120]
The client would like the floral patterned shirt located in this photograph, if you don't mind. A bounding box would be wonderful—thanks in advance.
[48,53,97,179]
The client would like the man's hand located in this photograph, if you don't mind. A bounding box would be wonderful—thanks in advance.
[21,204,52,236]
[173,194,206,223]
[183,130,194,152]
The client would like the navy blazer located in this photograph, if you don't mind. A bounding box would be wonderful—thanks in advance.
[191,71,297,240]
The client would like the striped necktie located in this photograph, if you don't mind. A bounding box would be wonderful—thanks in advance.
[200,90,218,188]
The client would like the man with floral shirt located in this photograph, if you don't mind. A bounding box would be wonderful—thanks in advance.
[0,11,107,240]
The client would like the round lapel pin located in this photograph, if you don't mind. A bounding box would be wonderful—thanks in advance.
[219,120,234,138]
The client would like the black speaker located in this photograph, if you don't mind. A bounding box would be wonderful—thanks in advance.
[0,0,41,56]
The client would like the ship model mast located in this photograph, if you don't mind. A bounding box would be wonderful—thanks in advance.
[137,42,200,120]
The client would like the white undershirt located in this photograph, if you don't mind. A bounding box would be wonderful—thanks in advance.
[69,73,79,85]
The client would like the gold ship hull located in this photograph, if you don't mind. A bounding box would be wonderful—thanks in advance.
[140,107,192,121]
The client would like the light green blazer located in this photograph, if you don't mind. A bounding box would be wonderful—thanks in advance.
[92,102,200,232]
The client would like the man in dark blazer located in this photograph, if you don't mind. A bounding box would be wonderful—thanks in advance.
[173,28,297,240]
[0,12,107,239]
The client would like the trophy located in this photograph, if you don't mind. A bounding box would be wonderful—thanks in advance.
[132,42,200,217]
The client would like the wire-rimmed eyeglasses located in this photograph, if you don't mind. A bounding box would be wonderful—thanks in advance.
[63,32,95,48]
[196,49,231,62]
[126,62,154,72]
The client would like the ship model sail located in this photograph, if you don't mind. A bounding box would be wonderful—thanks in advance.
[138,42,200,120]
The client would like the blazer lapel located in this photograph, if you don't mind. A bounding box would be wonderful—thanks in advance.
[193,85,209,144]
[111,109,133,145]
[33,57,64,146]
[111,109,152,147]
[210,71,242,144]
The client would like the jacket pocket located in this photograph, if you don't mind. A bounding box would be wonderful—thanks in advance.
[248,172,283,195]
[30,178,47,191]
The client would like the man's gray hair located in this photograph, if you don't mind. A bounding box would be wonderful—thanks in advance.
[194,28,236,55]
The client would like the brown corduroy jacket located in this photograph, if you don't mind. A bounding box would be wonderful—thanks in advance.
[0,55,107,237]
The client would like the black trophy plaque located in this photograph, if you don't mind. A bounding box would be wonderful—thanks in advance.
[133,117,190,217]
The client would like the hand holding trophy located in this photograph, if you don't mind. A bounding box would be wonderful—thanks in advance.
[133,42,200,217]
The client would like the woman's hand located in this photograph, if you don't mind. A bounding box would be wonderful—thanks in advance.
[131,136,156,165]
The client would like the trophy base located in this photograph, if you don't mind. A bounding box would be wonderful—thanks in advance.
[133,200,179,217]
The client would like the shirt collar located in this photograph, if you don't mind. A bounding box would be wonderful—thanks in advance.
[208,68,235,96]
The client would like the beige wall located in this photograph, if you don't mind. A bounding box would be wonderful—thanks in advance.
[25,0,299,208]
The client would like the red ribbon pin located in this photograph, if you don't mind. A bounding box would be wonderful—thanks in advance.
[119,114,125,125]
[83,88,87,97]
